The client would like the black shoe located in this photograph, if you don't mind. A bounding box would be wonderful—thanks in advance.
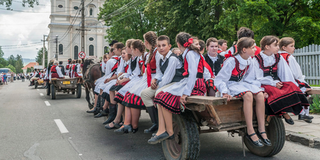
[94,110,108,118]
[299,114,314,120]
[257,132,272,146]
[114,124,132,134]
[86,107,97,113]
[132,127,139,133]
[283,115,294,125]
[105,122,119,129]
[246,133,264,148]
[103,104,117,124]
[304,119,312,123]
[144,123,158,134]
[148,132,170,144]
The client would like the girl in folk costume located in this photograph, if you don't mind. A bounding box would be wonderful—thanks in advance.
[204,38,225,96]
[171,48,181,56]
[115,31,160,134]
[95,47,128,119]
[101,54,109,75]
[148,32,212,144]
[50,60,64,79]
[74,60,82,77]
[215,37,271,147]
[70,60,76,78]
[252,36,308,125]
[143,35,185,140]
[86,42,124,113]
[104,39,135,128]
[279,37,313,123]
[113,39,146,133]
[66,58,72,76]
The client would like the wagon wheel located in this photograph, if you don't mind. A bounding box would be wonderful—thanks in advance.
[46,84,51,96]
[76,84,82,98]
[51,84,56,100]
[162,113,200,160]
[244,116,285,157]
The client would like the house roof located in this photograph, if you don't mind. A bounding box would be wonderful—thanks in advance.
[22,62,39,70]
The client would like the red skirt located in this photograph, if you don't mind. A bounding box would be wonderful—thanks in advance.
[263,82,307,115]
[51,73,59,78]
[154,78,206,114]
[205,79,218,92]
[122,92,145,109]
[114,93,124,103]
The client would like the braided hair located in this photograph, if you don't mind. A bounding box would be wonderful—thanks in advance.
[175,32,200,54]
[143,31,157,64]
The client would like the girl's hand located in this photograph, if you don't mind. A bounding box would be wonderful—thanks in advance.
[276,82,283,89]
[222,93,232,101]
[305,88,312,92]
[180,95,188,105]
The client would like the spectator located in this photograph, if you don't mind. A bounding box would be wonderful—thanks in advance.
[218,39,228,56]
[3,73,7,85]
[59,61,66,75]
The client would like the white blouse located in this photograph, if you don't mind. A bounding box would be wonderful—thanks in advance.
[252,52,298,87]
[157,51,182,88]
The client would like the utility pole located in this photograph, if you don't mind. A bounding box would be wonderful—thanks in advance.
[81,0,85,52]
[41,35,47,69]
[55,35,58,61]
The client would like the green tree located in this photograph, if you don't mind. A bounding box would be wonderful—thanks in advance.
[35,47,48,68]
[15,54,23,73]
[5,64,16,73]
[7,55,16,66]
[27,67,31,73]
[98,0,158,43]
[0,47,7,68]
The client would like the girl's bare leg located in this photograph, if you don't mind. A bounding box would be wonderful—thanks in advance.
[120,106,131,128]
[155,104,166,136]
[160,105,173,136]
[242,92,259,141]
[254,92,268,139]
[131,108,141,129]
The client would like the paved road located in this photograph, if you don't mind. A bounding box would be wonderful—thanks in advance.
[0,80,319,160]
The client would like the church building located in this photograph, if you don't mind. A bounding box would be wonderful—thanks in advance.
[48,0,108,63]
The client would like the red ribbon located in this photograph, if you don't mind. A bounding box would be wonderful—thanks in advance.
[183,38,193,48]
[201,56,214,78]
[147,63,152,87]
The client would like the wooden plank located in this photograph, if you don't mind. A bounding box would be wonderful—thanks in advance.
[185,104,206,112]
[206,105,222,125]
[186,96,240,106]
[307,88,320,95]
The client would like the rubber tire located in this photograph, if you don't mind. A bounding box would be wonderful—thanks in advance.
[35,82,38,89]
[51,84,56,100]
[161,113,200,160]
[76,84,81,98]
[244,116,285,157]
[47,84,51,96]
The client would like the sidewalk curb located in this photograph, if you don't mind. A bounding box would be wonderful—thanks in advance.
[286,131,320,149]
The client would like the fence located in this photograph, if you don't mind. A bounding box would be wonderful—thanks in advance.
[294,44,320,85]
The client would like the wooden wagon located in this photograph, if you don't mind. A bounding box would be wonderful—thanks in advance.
[161,89,320,160]
[46,77,82,100]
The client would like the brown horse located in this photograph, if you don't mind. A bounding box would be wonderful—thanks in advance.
[83,58,101,109]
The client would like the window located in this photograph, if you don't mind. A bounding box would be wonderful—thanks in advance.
[74,46,79,59]
[59,44,63,55]
[90,8,93,16]
[89,37,94,41]
[58,5,63,8]
[89,45,94,56]
[74,6,79,10]
[104,46,108,54]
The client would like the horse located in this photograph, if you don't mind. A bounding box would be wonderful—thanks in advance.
[82,58,102,109]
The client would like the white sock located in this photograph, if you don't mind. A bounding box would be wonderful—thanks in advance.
[305,107,310,116]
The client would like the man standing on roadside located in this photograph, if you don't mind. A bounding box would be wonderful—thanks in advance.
[3,73,7,85]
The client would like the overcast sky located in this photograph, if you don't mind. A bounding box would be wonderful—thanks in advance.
[0,0,50,59]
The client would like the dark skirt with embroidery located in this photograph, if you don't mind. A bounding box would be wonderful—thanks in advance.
[206,79,218,92]
[262,82,307,115]
[110,81,130,91]
[101,92,110,102]
[154,78,206,114]
[121,91,146,109]
[114,92,124,103]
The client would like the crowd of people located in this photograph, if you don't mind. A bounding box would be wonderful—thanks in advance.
[82,27,313,148]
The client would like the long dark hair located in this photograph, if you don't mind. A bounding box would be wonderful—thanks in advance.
[175,32,200,54]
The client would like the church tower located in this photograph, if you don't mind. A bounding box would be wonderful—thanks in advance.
[48,0,108,63]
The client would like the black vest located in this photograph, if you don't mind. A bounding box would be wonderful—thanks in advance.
[131,57,138,72]
[160,54,184,83]
[204,54,224,76]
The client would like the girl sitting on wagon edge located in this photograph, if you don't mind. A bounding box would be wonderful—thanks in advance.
[214,37,271,147]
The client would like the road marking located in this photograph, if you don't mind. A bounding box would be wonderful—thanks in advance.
[37,89,39,91]
[44,101,51,106]
[40,93,44,96]
[54,119,69,133]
